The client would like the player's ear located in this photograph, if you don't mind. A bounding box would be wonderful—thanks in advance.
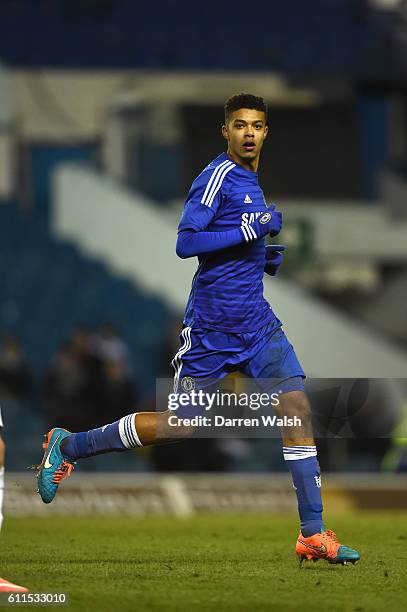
[222,124,229,141]
[264,125,269,139]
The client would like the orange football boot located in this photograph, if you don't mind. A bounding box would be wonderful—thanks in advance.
[296,529,360,565]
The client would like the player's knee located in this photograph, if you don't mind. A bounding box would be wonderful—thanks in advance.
[173,423,195,439]
[159,411,196,440]
[275,391,311,422]
[0,436,5,466]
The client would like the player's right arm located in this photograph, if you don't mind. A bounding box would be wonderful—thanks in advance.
[176,170,282,259]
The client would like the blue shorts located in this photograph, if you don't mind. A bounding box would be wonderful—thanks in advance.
[172,321,305,395]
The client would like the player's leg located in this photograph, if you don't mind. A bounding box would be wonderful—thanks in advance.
[61,409,193,457]
[276,389,359,564]
[0,432,4,532]
[0,409,29,592]
[268,384,324,535]
[37,326,229,503]
[0,406,5,532]
[240,326,319,531]
[274,388,322,537]
[36,410,194,503]
[242,325,360,564]
[36,326,200,503]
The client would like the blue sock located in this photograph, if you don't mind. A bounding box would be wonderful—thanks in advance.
[61,414,142,461]
[283,446,324,537]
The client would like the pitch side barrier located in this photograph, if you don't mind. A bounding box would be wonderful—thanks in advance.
[5,472,407,517]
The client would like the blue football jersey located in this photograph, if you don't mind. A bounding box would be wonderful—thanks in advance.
[178,152,277,332]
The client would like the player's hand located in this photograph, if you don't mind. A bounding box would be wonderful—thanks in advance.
[240,210,282,243]
[268,210,283,237]
[252,210,282,238]
[264,244,286,276]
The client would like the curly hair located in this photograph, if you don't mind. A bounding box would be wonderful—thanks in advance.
[224,93,268,123]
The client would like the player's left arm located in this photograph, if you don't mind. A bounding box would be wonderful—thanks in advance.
[177,212,282,259]
[176,226,250,259]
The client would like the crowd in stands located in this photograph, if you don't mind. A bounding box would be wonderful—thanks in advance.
[43,325,137,432]
[0,325,137,432]
[0,336,32,400]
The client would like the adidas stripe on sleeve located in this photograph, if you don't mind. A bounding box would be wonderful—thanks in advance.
[178,159,236,232]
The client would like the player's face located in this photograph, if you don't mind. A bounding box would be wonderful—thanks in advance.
[222,108,268,170]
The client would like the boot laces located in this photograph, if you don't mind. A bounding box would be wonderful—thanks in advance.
[52,461,74,484]
[323,529,339,543]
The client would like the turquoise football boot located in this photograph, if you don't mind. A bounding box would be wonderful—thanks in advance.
[36,428,74,504]
[333,544,361,565]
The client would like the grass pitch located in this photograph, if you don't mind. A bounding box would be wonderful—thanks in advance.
[1,512,406,611]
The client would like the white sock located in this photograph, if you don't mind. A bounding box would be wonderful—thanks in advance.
[118,414,143,448]
[0,466,4,532]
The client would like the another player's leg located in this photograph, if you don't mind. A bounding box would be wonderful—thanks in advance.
[36,411,191,503]
[0,419,29,592]
[0,433,4,532]
[276,390,360,565]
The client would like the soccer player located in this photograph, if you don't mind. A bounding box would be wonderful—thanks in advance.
[36,93,359,565]
[0,408,29,593]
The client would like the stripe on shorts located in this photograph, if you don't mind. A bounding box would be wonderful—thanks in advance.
[171,326,192,392]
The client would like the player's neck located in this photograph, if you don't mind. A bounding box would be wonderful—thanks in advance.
[227,150,259,173]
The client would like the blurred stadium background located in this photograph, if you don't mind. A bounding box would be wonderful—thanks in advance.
[0,0,407,516]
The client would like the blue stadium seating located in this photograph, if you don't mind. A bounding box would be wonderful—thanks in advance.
[0,0,401,74]
[0,205,170,389]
